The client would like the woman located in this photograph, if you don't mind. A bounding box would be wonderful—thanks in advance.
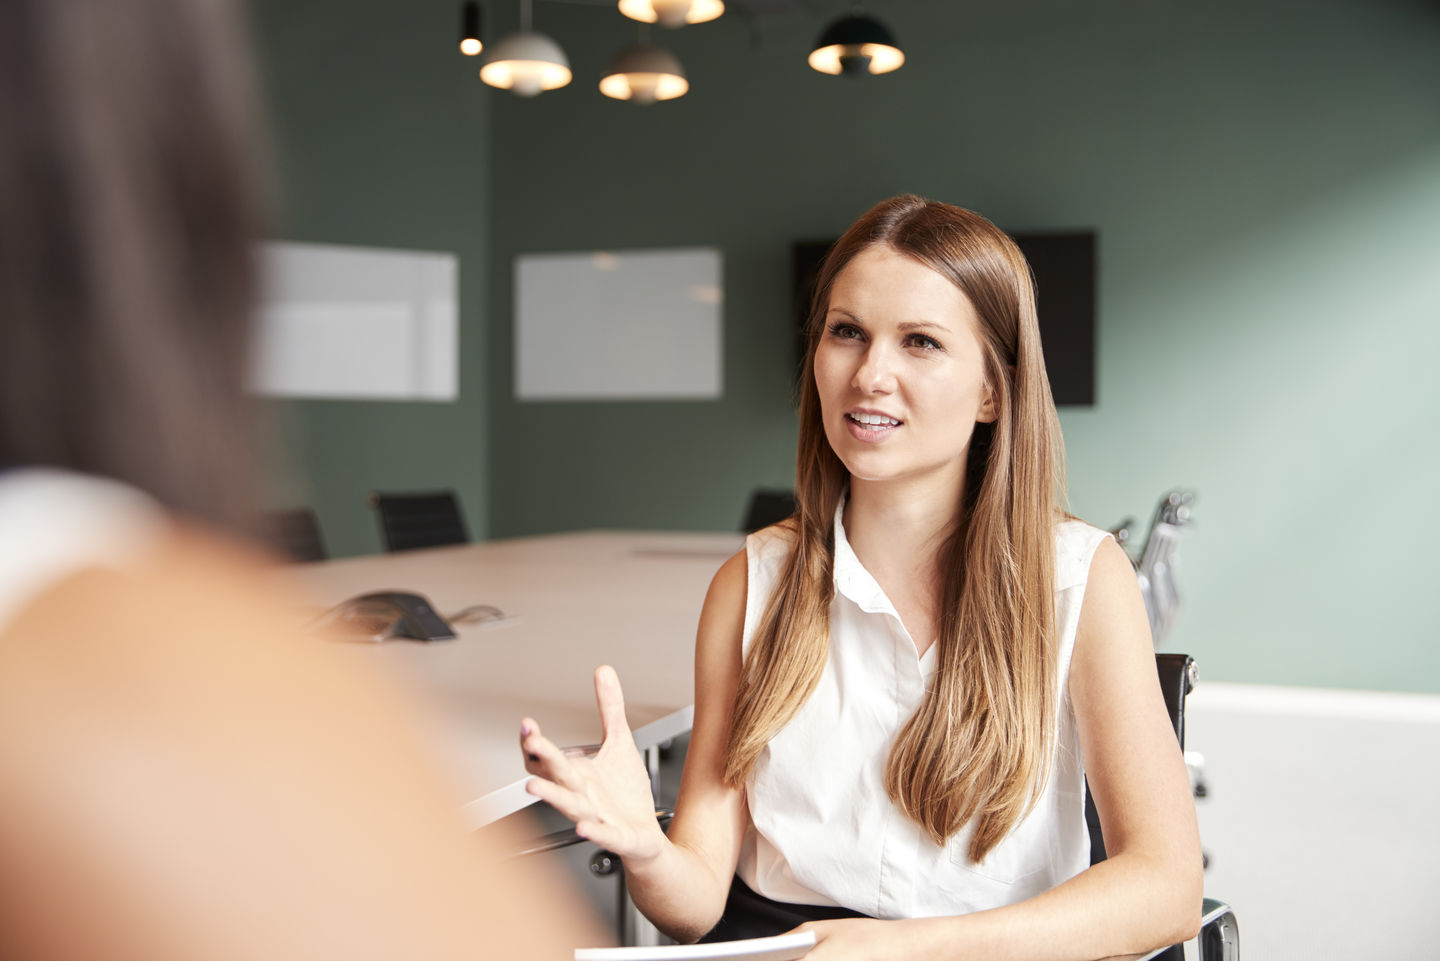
[521,196,1202,959]
[0,1,597,958]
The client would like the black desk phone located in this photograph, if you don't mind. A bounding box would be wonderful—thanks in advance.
[319,590,457,642]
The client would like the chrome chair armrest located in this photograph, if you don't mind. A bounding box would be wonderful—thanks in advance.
[1130,897,1238,961]
[1199,896,1239,961]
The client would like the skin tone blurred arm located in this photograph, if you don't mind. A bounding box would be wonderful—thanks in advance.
[0,529,605,961]
[521,549,750,944]
[795,538,1204,961]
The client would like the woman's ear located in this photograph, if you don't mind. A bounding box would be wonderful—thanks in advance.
[977,381,999,424]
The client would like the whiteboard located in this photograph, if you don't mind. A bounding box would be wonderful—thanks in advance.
[250,241,458,401]
[514,247,722,401]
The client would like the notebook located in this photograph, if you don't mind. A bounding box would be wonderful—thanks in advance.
[575,931,815,961]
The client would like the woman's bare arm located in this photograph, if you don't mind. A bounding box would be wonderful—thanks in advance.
[521,548,751,943]
[797,537,1203,961]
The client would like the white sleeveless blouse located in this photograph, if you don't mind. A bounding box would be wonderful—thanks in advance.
[735,505,1111,919]
[0,469,164,632]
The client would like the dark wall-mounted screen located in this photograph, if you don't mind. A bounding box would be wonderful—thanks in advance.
[792,231,1096,406]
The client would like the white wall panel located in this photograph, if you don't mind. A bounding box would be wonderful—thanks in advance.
[251,242,458,401]
[514,247,722,401]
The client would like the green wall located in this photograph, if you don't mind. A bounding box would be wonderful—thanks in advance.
[252,0,492,555]
[253,0,1440,692]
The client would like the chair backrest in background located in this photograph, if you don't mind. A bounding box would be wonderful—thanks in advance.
[263,508,327,563]
[371,490,468,553]
[741,488,797,534]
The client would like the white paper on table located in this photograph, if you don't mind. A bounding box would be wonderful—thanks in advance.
[575,931,815,961]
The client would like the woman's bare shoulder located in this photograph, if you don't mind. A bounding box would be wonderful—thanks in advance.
[0,527,603,960]
[0,527,412,777]
[696,546,748,665]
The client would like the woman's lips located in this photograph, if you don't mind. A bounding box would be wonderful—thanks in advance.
[845,410,902,442]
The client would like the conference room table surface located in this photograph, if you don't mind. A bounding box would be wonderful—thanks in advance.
[279,529,744,828]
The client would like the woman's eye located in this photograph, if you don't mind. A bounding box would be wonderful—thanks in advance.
[906,333,942,350]
[826,322,863,340]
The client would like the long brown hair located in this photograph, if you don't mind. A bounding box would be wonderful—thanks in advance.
[0,0,265,532]
[725,195,1066,862]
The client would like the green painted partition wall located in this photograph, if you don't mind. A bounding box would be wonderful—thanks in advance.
[253,0,1440,692]
[252,0,493,556]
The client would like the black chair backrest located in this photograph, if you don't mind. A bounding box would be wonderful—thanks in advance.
[741,488,797,533]
[264,508,327,563]
[1086,653,1194,867]
[371,490,468,553]
[1154,652,1193,750]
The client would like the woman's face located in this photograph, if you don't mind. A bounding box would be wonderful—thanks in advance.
[813,244,996,495]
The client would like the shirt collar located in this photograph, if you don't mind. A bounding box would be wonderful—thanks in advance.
[832,495,900,616]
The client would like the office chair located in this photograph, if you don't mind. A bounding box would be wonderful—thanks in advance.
[370,489,469,553]
[1111,490,1194,649]
[740,488,796,534]
[1086,653,1240,961]
[1112,491,1209,801]
[263,507,327,563]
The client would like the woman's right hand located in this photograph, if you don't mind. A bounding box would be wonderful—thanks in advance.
[520,664,669,864]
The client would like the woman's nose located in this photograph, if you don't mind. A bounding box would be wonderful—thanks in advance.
[853,344,897,394]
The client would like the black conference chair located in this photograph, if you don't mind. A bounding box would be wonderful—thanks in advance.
[740,488,797,533]
[263,508,327,563]
[1086,653,1240,961]
[370,489,469,553]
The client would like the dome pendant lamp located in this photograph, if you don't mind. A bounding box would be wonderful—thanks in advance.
[600,42,689,103]
[808,12,904,76]
[617,0,724,29]
[480,0,572,96]
[458,1,483,56]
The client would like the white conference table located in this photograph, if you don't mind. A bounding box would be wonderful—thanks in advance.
[281,529,743,829]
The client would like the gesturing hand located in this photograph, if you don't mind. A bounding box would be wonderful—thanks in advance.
[520,665,669,864]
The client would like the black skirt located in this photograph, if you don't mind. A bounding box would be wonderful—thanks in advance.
[699,875,869,943]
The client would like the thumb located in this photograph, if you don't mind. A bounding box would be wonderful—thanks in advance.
[593,665,632,745]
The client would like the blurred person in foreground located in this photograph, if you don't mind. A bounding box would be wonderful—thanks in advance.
[0,1,599,958]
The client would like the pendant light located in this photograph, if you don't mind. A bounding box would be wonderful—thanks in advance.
[599,42,688,103]
[617,0,724,28]
[458,1,483,56]
[480,0,572,96]
[808,12,904,76]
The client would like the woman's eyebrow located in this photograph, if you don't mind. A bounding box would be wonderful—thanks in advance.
[898,320,951,334]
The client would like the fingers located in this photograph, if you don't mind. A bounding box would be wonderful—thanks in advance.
[524,776,626,851]
[593,665,632,747]
[519,720,574,780]
[574,817,626,851]
[523,775,591,825]
[519,717,540,760]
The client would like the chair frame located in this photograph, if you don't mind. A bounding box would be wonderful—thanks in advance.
[1100,654,1240,961]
